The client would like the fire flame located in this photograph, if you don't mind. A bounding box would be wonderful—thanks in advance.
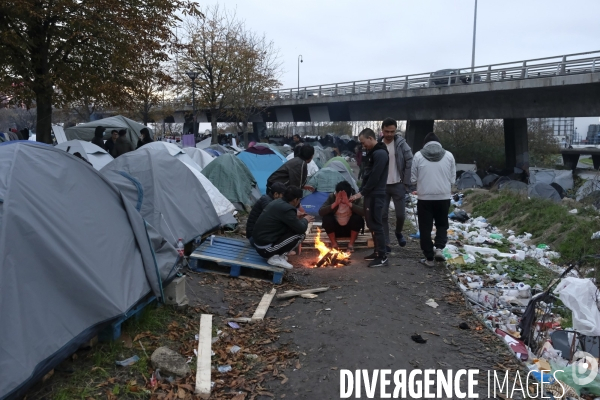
[314,228,350,267]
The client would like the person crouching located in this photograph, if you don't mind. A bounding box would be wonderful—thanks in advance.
[252,187,314,269]
[318,181,364,253]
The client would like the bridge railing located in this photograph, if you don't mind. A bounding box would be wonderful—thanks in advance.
[273,50,600,101]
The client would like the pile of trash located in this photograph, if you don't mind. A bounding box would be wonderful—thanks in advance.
[406,193,600,398]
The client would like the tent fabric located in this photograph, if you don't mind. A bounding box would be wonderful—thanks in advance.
[482,174,499,187]
[182,147,214,169]
[237,150,286,195]
[64,115,150,143]
[550,182,566,199]
[528,183,561,203]
[300,191,330,216]
[576,180,600,202]
[324,156,352,174]
[0,142,177,400]
[306,167,347,194]
[494,176,512,190]
[196,137,211,149]
[529,168,574,190]
[456,171,483,190]
[203,148,221,157]
[209,144,231,154]
[325,160,359,192]
[500,180,528,194]
[55,140,114,170]
[101,148,222,243]
[201,153,259,210]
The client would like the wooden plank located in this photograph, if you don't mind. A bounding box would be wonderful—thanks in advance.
[251,288,277,321]
[195,314,212,399]
[276,287,330,299]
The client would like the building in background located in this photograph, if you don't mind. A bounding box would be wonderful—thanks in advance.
[529,117,575,146]
[587,124,600,144]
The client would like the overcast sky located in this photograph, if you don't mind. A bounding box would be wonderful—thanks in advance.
[204,0,600,133]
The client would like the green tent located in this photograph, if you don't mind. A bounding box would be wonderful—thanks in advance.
[305,167,346,196]
[201,153,260,211]
[64,115,152,143]
[324,156,352,174]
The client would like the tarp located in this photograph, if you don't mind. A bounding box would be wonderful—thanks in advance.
[528,182,561,203]
[55,140,114,170]
[64,115,150,143]
[101,148,222,243]
[201,153,260,210]
[51,125,68,144]
[0,142,177,400]
[300,191,330,216]
[237,149,286,195]
[456,171,483,190]
[577,180,600,202]
[529,168,574,190]
[306,167,347,194]
[325,160,359,192]
[182,147,214,169]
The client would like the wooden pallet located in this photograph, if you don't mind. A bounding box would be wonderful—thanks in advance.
[99,294,157,342]
[189,236,285,284]
[302,222,374,250]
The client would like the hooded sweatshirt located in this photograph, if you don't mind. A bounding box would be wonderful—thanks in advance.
[359,142,389,197]
[411,141,456,200]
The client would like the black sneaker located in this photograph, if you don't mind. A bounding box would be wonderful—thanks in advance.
[368,256,389,268]
[396,232,407,247]
[364,252,377,261]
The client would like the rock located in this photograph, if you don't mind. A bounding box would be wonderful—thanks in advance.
[150,347,191,377]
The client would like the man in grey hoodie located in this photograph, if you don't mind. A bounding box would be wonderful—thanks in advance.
[411,132,456,266]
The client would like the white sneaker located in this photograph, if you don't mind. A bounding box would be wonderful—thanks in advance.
[267,255,293,269]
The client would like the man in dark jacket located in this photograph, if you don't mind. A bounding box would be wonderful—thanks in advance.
[105,130,118,156]
[246,182,287,241]
[380,118,414,251]
[136,127,154,149]
[267,145,315,193]
[319,180,364,252]
[349,128,389,267]
[91,126,106,150]
[114,129,134,157]
[252,187,314,269]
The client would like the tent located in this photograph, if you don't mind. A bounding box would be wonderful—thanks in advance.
[576,180,600,202]
[456,171,483,190]
[124,142,235,218]
[500,180,528,194]
[324,156,352,173]
[481,174,499,188]
[201,153,261,211]
[196,137,211,149]
[529,168,574,191]
[55,140,114,170]
[300,191,330,217]
[493,176,512,190]
[528,182,561,203]
[325,160,359,192]
[237,147,286,195]
[0,142,177,400]
[305,167,347,194]
[101,148,222,244]
[183,147,214,169]
[209,144,231,154]
[64,115,151,144]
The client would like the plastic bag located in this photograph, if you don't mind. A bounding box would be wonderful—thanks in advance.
[553,277,600,336]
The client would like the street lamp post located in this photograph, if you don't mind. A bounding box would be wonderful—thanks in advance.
[186,71,198,139]
[298,55,303,94]
[471,0,478,72]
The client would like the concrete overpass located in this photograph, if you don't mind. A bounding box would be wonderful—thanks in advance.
[188,50,600,169]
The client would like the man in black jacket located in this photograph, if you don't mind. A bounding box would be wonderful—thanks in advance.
[267,145,315,193]
[252,187,314,269]
[246,182,287,242]
[349,128,389,267]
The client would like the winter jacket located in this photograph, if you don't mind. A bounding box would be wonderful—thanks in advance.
[114,136,134,158]
[252,199,309,246]
[246,194,274,239]
[91,127,106,150]
[381,135,413,184]
[105,139,117,156]
[319,193,365,217]
[359,142,389,197]
[267,157,308,190]
[411,141,456,200]
[136,137,154,149]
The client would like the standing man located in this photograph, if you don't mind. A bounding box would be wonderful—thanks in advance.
[349,128,389,268]
[411,132,456,267]
[267,145,315,193]
[380,118,413,252]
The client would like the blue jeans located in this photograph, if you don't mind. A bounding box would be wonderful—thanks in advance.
[364,195,386,256]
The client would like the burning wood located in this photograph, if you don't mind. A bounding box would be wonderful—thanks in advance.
[313,228,350,268]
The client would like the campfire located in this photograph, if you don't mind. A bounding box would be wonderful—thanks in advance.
[313,228,351,268]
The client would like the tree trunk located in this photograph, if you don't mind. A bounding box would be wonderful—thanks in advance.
[211,111,218,144]
[35,86,53,144]
[242,121,249,149]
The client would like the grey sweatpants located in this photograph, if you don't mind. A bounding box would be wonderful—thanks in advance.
[382,182,406,245]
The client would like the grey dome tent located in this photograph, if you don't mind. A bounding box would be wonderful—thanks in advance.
[101,148,222,244]
[64,115,151,143]
[576,180,600,202]
[55,139,113,170]
[0,142,177,400]
[325,160,359,193]
[528,182,561,203]
[529,168,573,190]
[482,174,499,188]
[456,171,483,190]
[500,180,528,194]
[306,167,347,194]
[493,176,512,190]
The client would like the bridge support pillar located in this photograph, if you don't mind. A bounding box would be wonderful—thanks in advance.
[503,118,529,170]
[406,120,434,153]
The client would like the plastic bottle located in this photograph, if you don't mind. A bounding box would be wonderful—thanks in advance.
[177,238,185,257]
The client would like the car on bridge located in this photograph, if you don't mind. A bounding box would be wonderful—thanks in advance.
[430,69,481,85]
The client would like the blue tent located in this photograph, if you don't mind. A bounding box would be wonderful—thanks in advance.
[300,191,330,216]
[237,148,286,195]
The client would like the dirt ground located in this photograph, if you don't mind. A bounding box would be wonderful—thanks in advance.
[186,224,525,400]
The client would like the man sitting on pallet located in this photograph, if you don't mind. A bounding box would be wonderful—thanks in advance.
[252,186,315,269]
[318,180,365,253]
